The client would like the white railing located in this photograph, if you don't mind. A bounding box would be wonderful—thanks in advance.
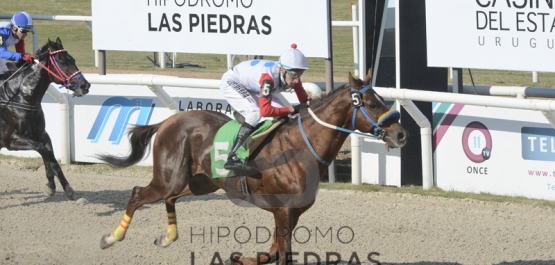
[12,69,555,191]
[51,74,555,190]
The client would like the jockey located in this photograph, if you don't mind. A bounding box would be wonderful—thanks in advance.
[0,12,38,76]
[220,43,310,171]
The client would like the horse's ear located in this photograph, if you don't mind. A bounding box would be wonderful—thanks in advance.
[363,68,373,85]
[348,72,358,89]
[56,37,62,45]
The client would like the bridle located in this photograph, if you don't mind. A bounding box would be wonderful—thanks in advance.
[297,84,401,166]
[0,48,85,110]
[35,49,85,91]
[348,85,401,138]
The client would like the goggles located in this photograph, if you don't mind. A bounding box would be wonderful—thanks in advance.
[285,69,304,79]
[16,26,33,34]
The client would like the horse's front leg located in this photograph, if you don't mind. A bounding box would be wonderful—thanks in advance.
[38,134,57,196]
[8,134,74,200]
[273,208,297,265]
[228,242,279,265]
[38,132,74,200]
[230,208,297,265]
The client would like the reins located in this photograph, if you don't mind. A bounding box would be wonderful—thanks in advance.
[0,63,32,88]
[297,85,401,165]
[297,115,331,166]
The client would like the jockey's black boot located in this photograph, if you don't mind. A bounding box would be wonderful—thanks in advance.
[224,123,255,171]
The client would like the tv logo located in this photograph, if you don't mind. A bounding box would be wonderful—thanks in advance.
[87,97,154,144]
[461,121,492,163]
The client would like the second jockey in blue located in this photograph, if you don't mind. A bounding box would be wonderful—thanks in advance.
[0,12,38,77]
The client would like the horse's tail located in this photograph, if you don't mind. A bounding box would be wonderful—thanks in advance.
[96,122,163,168]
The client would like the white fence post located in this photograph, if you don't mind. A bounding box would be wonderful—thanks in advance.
[351,135,361,184]
[46,85,70,164]
[352,4,359,77]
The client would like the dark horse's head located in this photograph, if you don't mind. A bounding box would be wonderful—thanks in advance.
[35,37,90,97]
[344,72,408,149]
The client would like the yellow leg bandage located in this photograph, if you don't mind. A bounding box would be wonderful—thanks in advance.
[166,212,178,241]
[113,214,131,241]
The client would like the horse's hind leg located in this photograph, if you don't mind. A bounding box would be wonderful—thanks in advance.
[153,200,179,247]
[100,185,165,249]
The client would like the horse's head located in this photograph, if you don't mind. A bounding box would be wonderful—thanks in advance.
[347,72,408,149]
[36,37,90,97]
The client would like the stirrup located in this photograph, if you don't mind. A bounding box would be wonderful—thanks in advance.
[224,155,242,170]
[224,156,253,172]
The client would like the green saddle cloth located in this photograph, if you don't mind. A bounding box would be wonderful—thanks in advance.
[210,119,281,178]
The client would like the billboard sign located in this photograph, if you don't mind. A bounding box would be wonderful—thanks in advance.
[426,0,555,72]
[92,0,330,58]
[434,102,555,200]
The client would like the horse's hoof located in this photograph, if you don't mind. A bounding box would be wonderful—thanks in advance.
[224,258,241,265]
[225,253,243,265]
[100,233,116,249]
[154,235,174,248]
[64,185,76,200]
[43,184,55,196]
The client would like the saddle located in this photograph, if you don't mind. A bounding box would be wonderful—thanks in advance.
[210,114,286,179]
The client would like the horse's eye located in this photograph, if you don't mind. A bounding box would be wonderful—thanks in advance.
[58,54,74,64]
[368,101,379,110]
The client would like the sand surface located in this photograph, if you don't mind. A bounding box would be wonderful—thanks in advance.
[0,159,554,265]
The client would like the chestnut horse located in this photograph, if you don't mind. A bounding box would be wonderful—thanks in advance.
[0,38,90,200]
[98,72,407,264]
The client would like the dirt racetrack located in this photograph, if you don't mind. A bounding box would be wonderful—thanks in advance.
[1,159,555,265]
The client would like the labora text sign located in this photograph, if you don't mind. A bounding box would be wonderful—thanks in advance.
[425,0,555,72]
[91,0,330,58]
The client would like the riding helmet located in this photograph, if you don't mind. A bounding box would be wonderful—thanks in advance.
[278,44,309,70]
[11,12,34,29]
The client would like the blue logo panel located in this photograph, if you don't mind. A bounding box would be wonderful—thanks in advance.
[87,97,154,145]
[521,127,555,161]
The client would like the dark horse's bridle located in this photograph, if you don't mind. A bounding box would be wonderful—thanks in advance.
[35,49,85,92]
[297,84,401,166]
[0,49,85,110]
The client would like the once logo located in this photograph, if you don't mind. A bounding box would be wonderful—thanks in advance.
[462,121,492,163]
[87,97,154,144]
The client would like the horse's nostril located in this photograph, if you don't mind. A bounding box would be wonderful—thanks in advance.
[398,131,407,142]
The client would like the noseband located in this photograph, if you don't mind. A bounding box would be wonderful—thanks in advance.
[36,49,85,91]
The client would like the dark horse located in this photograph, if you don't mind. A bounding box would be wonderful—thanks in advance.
[0,38,90,200]
[98,72,407,264]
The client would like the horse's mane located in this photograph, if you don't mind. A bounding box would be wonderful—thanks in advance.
[304,74,367,110]
[278,82,352,128]
[36,38,63,57]
[279,76,366,127]
[36,42,50,55]
[307,84,348,110]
